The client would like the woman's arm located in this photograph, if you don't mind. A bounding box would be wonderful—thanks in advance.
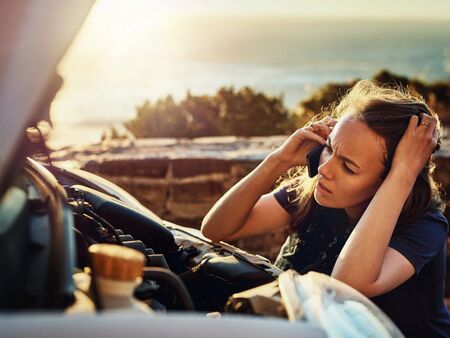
[201,155,291,242]
[201,122,333,242]
[331,114,439,297]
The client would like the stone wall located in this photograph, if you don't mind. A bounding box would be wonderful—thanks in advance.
[83,156,288,261]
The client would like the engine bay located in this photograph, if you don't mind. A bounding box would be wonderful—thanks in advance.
[0,158,280,314]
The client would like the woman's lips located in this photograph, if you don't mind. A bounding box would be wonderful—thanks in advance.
[317,181,332,194]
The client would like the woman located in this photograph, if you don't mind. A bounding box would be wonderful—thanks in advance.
[201,80,450,337]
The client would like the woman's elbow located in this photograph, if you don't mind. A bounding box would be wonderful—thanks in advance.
[201,228,216,242]
[200,222,212,239]
[350,284,383,298]
[200,220,222,242]
[331,274,383,298]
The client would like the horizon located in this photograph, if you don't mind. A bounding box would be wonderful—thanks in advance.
[49,1,450,148]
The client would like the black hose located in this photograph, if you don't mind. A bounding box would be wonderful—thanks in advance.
[143,267,195,311]
[84,208,123,245]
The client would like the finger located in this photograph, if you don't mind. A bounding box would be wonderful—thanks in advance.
[431,125,440,152]
[319,116,337,127]
[417,113,432,135]
[311,123,332,138]
[288,127,322,147]
[328,118,338,127]
[298,129,327,145]
[407,115,419,134]
[316,121,334,131]
[418,115,438,153]
[288,128,307,145]
[425,117,437,139]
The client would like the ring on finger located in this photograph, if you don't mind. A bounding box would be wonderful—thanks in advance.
[420,122,431,128]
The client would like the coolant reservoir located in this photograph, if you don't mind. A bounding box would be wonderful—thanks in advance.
[89,243,152,313]
[279,270,404,338]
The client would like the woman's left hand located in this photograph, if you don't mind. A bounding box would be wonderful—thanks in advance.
[390,113,439,183]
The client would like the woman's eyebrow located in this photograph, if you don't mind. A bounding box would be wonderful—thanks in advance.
[326,137,361,169]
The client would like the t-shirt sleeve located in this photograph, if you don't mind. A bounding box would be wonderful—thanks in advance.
[273,186,298,215]
[388,209,449,274]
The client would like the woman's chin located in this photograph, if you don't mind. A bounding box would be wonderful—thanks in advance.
[314,190,335,208]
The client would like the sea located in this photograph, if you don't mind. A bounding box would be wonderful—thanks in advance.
[49,16,450,148]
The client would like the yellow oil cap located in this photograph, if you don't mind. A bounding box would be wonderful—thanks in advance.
[88,243,145,281]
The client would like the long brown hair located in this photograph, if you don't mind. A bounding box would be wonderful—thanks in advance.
[282,79,445,230]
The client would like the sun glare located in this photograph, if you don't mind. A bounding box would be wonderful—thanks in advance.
[51,0,184,146]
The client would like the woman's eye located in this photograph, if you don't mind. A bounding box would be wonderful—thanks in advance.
[343,164,355,174]
[325,145,355,175]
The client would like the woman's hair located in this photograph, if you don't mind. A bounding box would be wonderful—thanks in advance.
[283,79,445,230]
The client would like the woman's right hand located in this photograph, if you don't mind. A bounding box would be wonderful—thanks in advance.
[270,117,336,171]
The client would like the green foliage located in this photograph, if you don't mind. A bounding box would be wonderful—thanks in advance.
[125,70,450,138]
[294,82,354,123]
[126,96,189,138]
[125,87,295,138]
[214,87,294,136]
[295,69,450,124]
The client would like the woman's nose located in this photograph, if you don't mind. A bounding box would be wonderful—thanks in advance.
[318,151,334,179]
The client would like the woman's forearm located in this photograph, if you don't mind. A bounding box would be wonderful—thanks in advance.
[201,121,332,242]
[201,154,287,242]
[331,169,415,292]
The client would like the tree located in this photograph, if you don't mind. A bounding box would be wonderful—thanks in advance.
[125,96,188,138]
[125,87,294,138]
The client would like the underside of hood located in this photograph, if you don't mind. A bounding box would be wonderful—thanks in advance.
[0,0,95,197]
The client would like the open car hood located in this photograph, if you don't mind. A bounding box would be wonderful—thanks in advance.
[0,0,95,196]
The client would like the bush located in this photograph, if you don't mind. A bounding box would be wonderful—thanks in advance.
[125,87,295,138]
[125,96,189,138]
[294,69,450,124]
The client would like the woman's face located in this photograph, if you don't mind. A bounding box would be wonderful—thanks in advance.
[314,116,386,216]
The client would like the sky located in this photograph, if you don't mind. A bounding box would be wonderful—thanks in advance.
[49,0,450,148]
[97,0,450,20]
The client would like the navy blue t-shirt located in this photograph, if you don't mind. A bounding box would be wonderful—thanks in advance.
[274,186,450,338]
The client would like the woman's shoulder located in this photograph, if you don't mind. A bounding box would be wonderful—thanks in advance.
[273,185,299,215]
[388,208,448,275]
[412,208,449,231]
[392,208,448,245]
